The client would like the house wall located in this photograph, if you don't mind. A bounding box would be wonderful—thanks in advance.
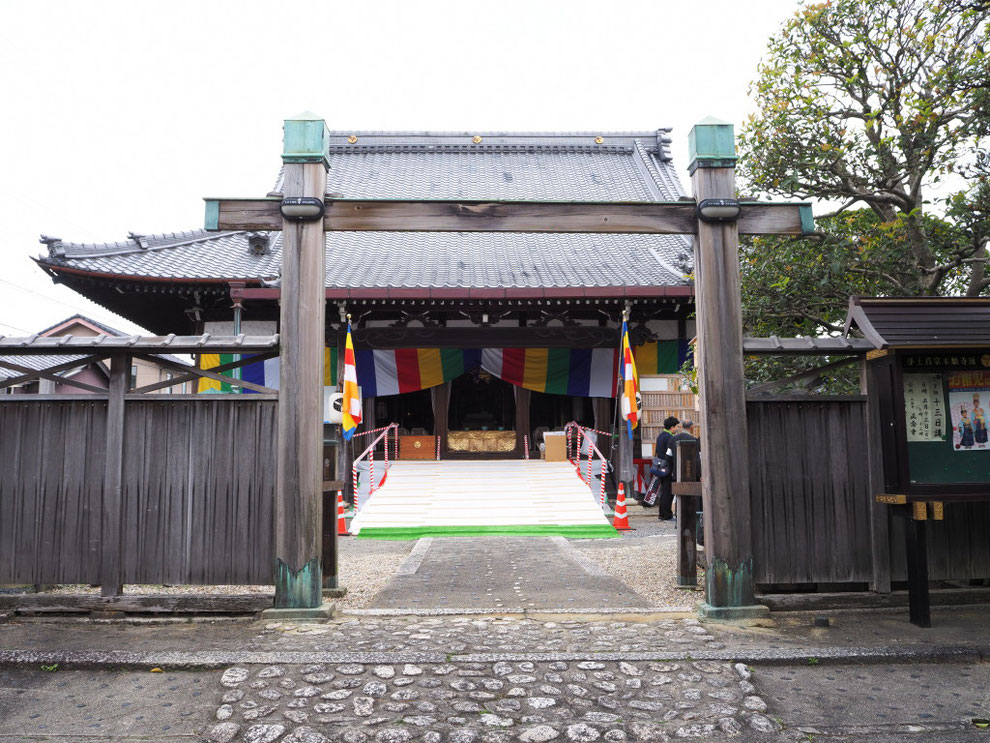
[54,366,107,395]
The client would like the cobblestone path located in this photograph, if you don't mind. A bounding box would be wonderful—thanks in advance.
[255,616,728,655]
[205,617,783,742]
[367,538,650,611]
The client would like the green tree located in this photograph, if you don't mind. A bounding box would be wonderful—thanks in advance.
[739,0,990,316]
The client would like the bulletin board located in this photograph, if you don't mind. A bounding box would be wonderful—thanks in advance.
[901,351,990,485]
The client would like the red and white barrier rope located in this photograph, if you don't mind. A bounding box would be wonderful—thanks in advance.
[564,421,610,511]
[352,422,399,510]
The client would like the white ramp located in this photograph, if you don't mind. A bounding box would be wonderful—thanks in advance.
[349,460,618,539]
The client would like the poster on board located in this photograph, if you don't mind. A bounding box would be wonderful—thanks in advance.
[948,370,990,451]
[903,373,946,442]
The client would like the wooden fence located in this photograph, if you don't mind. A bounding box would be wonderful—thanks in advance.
[747,395,990,590]
[0,396,277,586]
[4,390,987,594]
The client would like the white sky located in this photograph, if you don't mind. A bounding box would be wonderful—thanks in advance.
[0,0,803,337]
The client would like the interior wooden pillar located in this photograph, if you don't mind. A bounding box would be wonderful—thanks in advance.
[516,386,531,457]
[432,382,450,457]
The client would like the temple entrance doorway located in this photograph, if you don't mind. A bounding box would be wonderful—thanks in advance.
[377,388,434,435]
[446,369,517,457]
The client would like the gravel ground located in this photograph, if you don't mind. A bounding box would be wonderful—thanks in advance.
[33,514,697,612]
[337,538,414,610]
[579,539,705,611]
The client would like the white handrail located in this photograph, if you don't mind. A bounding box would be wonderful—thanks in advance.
[564,421,610,511]
[351,422,399,506]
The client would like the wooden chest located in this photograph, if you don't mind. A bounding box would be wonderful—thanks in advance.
[399,435,436,460]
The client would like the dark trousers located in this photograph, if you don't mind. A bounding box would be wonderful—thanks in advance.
[658,476,674,520]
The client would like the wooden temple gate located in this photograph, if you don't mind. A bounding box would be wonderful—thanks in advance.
[9,115,983,620]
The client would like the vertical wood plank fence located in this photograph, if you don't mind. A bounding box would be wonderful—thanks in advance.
[0,396,277,586]
[747,395,990,589]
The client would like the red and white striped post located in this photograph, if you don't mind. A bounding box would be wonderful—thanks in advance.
[566,425,572,462]
[575,429,584,481]
[524,434,529,460]
[351,463,359,512]
[369,448,375,495]
[599,458,607,510]
[436,435,441,461]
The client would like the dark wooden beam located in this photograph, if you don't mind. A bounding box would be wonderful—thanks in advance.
[355,326,619,349]
[206,198,811,236]
[0,354,107,391]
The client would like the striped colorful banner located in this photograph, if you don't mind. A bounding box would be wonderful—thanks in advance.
[620,318,639,438]
[480,348,618,398]
[200,342,684,397]
[356,348,482,397]
[633,340,690,375]
[341,322,361,439]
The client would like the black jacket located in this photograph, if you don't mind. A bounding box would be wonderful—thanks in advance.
[655,429,676,476]
[671,431,702,479]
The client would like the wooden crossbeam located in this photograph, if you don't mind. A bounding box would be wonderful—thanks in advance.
[0,354,107,391]
[132,353,278,395]
[206,198,812,236]
[0,356,108,393]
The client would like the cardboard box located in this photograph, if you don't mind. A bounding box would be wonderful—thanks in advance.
[543,431,567,461]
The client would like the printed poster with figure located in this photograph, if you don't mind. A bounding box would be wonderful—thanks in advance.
[903,373,946,442]
[948,370,990,452]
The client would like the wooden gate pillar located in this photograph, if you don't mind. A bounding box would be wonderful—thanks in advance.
[273,113,330,609]
[689,118,765,618]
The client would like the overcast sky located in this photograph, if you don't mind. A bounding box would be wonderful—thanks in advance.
[0,0,803,337]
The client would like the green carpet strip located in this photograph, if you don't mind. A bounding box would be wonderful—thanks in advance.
[355,524,620,540]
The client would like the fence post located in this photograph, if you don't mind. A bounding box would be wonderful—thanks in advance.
[100,353,128,597]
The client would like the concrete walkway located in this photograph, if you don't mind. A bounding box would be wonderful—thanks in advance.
[367,536,651,610]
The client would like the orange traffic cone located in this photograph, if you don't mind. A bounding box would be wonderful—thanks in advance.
[612,483,633,531]
[336,490,350,536]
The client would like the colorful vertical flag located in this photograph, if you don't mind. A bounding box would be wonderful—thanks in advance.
[619,318,639,439]
[341,321,362,440]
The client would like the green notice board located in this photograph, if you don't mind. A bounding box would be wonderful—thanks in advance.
[903,351,990,484]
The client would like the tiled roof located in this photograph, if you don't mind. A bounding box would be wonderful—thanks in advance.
[0,352,95,381]
[36,130,693,294]
[39,230,692,290]
[845,296,990,348]
[0,314,195,379]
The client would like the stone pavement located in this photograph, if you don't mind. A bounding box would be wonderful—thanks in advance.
[0,667,208,741]
[1,609,989,742]
[368,537,650,611]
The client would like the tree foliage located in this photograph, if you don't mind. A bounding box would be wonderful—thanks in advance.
[736,0,989,389]
[739,0,990,304]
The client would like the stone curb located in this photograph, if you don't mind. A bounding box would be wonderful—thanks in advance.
[342,607,696,617]
[1,643,986,671]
